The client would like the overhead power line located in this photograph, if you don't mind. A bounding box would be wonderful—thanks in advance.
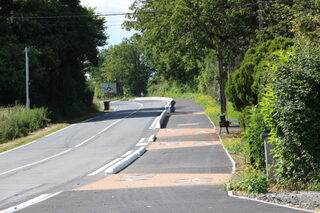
[0,12,141,20]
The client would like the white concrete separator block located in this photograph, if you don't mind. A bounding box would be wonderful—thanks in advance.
[136,146,146,156]
[105,152,140,174]
[148,135,156,142]
[155,110,167,129]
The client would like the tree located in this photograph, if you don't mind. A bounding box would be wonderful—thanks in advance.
[125,0,258,113]
[226,37,294,111]
[94,37,151,97]
[0,0,106,118]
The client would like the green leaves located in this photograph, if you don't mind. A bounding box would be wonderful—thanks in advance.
[0,0,106,118]
[94,38,151,97]
[272,48,320,185]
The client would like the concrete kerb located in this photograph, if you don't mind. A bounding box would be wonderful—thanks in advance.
[205,114,313,213]
[135,97,174,129]
[105,151,140,174]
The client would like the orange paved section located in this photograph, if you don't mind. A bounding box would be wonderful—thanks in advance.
[169,111,206,116]
[147,141,221,150]
[157,128,217,138]
[74,173,232,191]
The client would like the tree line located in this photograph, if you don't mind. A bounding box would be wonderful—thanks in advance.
[94,0,320,189]
[0,0,106,118]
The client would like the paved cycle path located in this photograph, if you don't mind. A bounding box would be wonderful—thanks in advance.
[19,99,308,213]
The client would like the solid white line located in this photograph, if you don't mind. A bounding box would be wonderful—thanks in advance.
[74,136,95,148]
[0,125,75,157]
[206,115,236,174]
[204,111,311,212]
[0,149,72,177]
[0,192,61,213]
[122,151,133,158]
[45,124,75,138]
[227,191,314,212]
[88,158,122,176]
[148,116,159,129]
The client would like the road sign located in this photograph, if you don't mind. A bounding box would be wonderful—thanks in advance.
[100,83,117,95]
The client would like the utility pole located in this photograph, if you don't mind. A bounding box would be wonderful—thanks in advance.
[24,47,30,109]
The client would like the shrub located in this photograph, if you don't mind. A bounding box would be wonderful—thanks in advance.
[243,107,266,170]
[0,106,50,144]
[272,47,320,185]
[227,167,270,194]
[226,37,294,111]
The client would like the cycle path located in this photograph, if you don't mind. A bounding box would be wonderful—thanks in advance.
[19,99,309,213]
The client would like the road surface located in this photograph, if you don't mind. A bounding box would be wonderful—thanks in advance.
[0,99,167,211]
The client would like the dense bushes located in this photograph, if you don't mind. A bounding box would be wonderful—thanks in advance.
[272,48,320,186]
[226,37,294,111]
[0,106,50,144]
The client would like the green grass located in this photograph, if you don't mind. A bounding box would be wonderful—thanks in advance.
[0,106,103,153]
[0,106,50,144]
[0,124,68,153]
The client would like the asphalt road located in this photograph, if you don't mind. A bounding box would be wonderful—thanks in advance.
[1,99,310,213]
[12,100,310,213]
[0,99,167,211]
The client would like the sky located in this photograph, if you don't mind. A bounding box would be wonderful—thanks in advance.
[80,0,137,46]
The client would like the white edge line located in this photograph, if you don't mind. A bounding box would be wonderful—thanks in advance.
[0,192,61,213]
[122,151,133,158]
[227,191,314,212]
[45,124,75,138]
[206,115,236,174]
[88,158,122,176]
[149,116,160,129]
[74,136,95,148]
[206,113,313,212]
[0,149,72,177]
[0,125,75,157]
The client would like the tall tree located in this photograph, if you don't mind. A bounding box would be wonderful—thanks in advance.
[125,0,258,113]
[93,36,151,97]
[0,0,106,117]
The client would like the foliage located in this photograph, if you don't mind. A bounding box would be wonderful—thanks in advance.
[272,47,320,186]
[0,106,50,143]
[195,94,240,126]
[0,0,106,118]
[242,107,266,170]
[226,37,294,111]
[147,81,197,98]
[227,167,270,194]
[125,0,259,113]
[223,137,249,156]
[197,50,219,97]
[93,37,150,97]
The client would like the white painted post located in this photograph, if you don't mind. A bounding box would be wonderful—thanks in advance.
[24,47,30,109]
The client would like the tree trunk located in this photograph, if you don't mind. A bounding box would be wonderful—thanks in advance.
[218,59,227,114]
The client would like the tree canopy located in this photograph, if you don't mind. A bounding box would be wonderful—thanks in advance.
[0,0,106,117]
[92,36,151,97]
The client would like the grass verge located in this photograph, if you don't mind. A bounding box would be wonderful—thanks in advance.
[0,111,103,154]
